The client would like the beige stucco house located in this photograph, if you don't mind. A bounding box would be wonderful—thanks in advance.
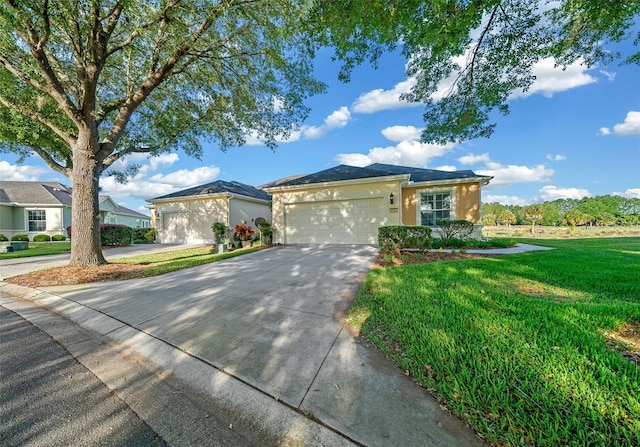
[147,180,271,244]
[263,164,492,245]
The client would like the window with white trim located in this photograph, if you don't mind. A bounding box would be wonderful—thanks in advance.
[418,189,455,226]
[28,210,46,231]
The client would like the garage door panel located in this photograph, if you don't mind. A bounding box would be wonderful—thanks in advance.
[284,199,384,244]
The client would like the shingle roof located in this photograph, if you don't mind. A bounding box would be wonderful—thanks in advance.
[150,180,271,201]
[366,163,490,183]
[99,196,150,218]
[0,181,72,206]
[263,164,406,188]
[264,164,490,189]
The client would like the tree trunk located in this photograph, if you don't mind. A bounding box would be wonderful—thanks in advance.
[69,142,107,266]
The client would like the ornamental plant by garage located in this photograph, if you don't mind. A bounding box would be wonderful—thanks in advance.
[211,222,229,253]
[234,223,255,248]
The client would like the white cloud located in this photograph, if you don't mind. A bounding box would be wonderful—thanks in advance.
[459,152,491,165]
[599,70,616,82]
[612,111,640,136]
[246,107,351,145]
[434,165,457,172]
[148,166,220,187]
[381,125,423,142]
[302,106,351,139]
[335,125,456,167]
[538,185,592,201]
[614,188,640,199]
[546,154,566,161]
[511,58,597,99]
[351,78,420,113]
[599,127,611,136]
[477,161,554,188]
[0,161,52,181]
[484,194,532,206]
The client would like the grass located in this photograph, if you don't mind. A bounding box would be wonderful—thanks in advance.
[483,225,640,239]
[349,237,640,446]
[111,246,262,278]
[0,242,71,259]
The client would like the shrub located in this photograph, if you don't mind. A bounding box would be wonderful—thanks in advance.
[211,222,228,244]
[0,234,8,241]
[33,234,51,242]
[258,222,272,245]
[68,225,132,245]
[11,234,29,241]
[234,223,255,241]
[51,234,66,241]
[132,227,156,243]
[378,226,432,255]
[436,220,474,245]
[101,224,132,246]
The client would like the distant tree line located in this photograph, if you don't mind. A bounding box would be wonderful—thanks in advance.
[482,195,640,228]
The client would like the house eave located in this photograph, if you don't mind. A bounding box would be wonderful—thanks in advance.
[405,176,493,188]
[148,192,270,205]
[264,173,411,193]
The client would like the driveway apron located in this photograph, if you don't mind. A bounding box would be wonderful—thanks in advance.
[40,245,484,447]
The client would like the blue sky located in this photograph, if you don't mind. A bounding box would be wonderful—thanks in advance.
[2,41,639,216]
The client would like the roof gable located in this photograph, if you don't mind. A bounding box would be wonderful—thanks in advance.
[150,180,270,202]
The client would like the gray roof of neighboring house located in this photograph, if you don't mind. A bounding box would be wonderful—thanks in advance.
[99,196,150,219]
[0,181,73,206]
[150,180,271,202]
[264,164,490,188]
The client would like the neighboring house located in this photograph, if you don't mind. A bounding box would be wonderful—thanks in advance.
[147,180,272,244]
[99,196,151,228]
[0,181,150,240]
[262,163,492,245]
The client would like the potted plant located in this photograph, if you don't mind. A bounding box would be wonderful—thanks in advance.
[211,222,228,253]
[234,223,255,248]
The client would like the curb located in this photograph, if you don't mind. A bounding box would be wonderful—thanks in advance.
[0,282,356,447]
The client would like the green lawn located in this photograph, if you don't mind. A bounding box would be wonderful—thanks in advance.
[0,242,71,259]
[349,238,640,446]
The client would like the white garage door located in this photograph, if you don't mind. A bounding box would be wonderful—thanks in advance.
[162,212,187,242]
[284,198,384,244]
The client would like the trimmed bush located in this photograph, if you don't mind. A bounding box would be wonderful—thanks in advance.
[33,234,51,242]
[132,228,157,243]
[101,224,132,246]
[378,226,432,254]
[52,234,66,241]
[11,234,29,241]
[436,219,474,245]
[0,234,8,241]
[67,224,132,246]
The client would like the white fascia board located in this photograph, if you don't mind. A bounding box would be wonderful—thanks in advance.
[264,174,411,193]
[149,192,269,205]
[406,176,492,188]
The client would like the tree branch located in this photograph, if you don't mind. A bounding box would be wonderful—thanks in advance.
[0,94,74,145]
[28,144,72,177]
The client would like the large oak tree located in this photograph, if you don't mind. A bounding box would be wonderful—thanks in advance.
[0,0,323,265]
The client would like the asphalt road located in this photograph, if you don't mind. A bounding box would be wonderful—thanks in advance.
[0,305,168,447]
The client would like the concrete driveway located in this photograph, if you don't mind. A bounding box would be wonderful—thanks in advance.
[8,245,484,446]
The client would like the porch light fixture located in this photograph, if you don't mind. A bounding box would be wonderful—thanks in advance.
[389,193,394,205]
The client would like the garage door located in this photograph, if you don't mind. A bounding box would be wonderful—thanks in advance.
[162,212,187,242]
[284,198,384,244]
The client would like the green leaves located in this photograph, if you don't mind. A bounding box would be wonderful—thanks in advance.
[314,0,640,143]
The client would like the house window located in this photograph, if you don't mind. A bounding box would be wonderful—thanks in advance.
[28,210,46,231]
[419,190,454,226]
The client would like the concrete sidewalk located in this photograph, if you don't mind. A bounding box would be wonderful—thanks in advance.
[0,244,518,446]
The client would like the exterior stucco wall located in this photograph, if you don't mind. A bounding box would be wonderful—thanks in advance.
[401,182,482,225]
[270,180,402,245]
[0,205,15,234]
[154,197,228,244]
[228,198,272,233]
